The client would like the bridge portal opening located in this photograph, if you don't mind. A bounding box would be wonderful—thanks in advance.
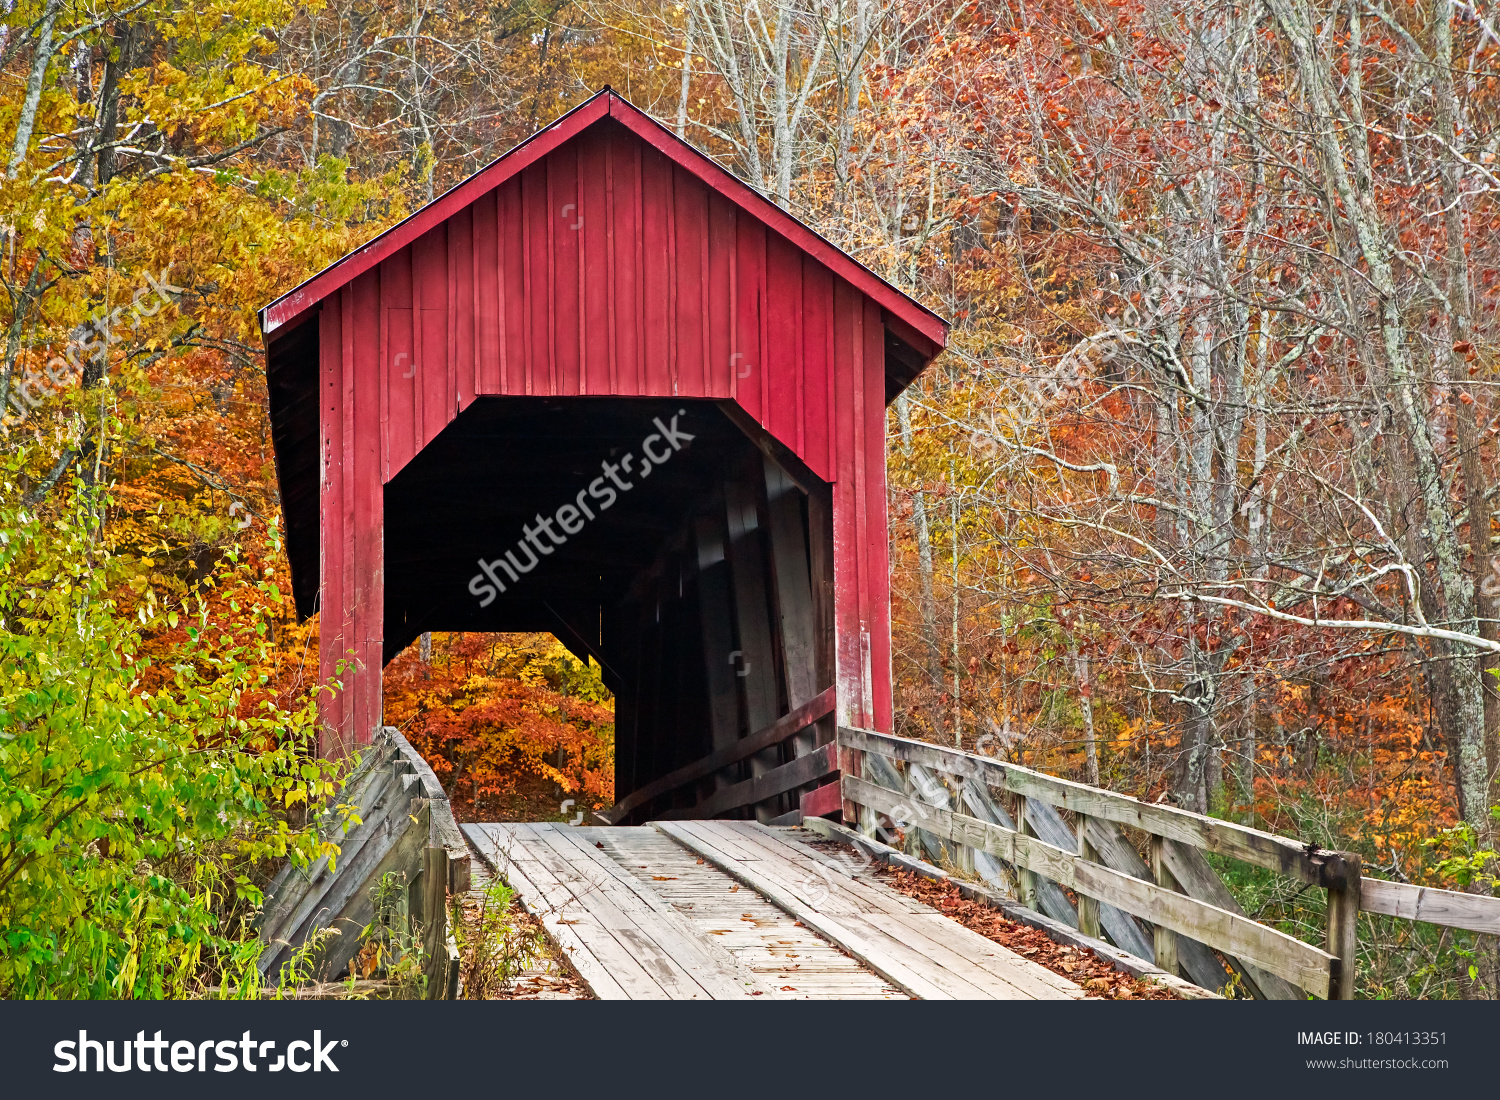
[381,397,833,820]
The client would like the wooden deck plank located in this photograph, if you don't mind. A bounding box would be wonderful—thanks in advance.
[665,820,872,920]
[718,821,933,914]
[523,824,738,1000]
[859,912,1083,1000]
[463,824,635,999]
[513,824,748,999]
[591,827,906,999]
[655,820,965,999]
[724,825,1082,998]
[531,824,771,998]
[714,823,1077,999]
[474,821,1069,1001]
[662,821,1080,1000]
[474,824,671,999]
[681,825,1022,1000]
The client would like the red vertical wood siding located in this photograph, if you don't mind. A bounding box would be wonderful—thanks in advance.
[314,121,928,747]
[318,280,386,756]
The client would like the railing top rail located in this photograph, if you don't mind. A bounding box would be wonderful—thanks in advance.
[838,725,1356,889]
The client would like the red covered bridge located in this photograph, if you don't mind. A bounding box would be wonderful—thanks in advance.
[261,89,947,823]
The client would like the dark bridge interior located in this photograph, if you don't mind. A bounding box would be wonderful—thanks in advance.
[381,396,836,817]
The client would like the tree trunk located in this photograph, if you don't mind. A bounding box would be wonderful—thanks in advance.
[1072,646,1098,785]
[675,12,693,138]
[1239,684,1256,819]
[1268,0,1490,832]
[895,393,942,700]
[7,0,60,176]
[1431,0,1498,816]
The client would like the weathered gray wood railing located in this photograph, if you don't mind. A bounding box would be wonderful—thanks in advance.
[603,685,838,824]
[839,726,1500,1000]
[258,727,467,997]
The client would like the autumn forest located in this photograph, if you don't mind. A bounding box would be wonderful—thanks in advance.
[3,0,1500,999]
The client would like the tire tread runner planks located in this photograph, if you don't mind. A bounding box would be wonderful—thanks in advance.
[654,820,1081,1000]
[715,821,1082,1000]
[661,820,1053,999]
[653,820,958,999]
[592,826,906,998]
[532,823,774,998]
[733,822,1084,1000]
[464,823,636,999]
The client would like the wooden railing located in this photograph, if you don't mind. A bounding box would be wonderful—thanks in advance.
[259,727,466,997]
[603,685,838,824]
[838,726,1500,1000]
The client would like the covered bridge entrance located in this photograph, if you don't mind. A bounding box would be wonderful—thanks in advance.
[261,90,948,822]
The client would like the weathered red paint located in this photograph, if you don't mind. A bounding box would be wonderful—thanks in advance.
[262,90,947,753]
[798,780,844,820]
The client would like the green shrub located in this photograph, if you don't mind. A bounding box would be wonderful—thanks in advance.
[0,463,342,998]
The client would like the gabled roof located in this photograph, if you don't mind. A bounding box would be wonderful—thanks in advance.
[259,88,947,356]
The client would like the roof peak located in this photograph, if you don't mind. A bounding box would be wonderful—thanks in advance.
[260,89,946,351]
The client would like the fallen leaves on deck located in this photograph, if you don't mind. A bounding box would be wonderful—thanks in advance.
[874,866,1179,1000]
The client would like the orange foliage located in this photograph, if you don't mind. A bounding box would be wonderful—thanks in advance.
[383,632,615,821]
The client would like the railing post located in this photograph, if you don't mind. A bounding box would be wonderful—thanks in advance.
[1149,835,1179,977]
[1014,797,1038,910]
[1323,853,1362,1000]
[838,738,864,831]
[1076,813,1100,939]
[854,746,876,837]
[422,845,449,1000]
[948,772,974,875]
[899,761,918,856]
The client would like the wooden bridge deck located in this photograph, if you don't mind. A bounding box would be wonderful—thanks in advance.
[463,820,1081,1000]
